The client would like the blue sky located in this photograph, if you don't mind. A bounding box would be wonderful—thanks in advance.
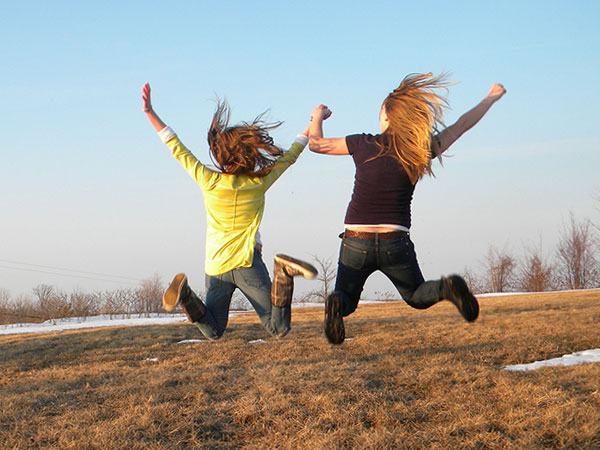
[1,1,599,298]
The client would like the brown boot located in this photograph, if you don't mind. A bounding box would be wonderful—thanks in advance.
[163,273,206,322]
[274,254,318,279]
[271,254,318,308]
[271,265,294,308]
[324,291,345,345]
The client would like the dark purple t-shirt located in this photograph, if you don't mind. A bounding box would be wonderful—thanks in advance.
[344,133,416,229]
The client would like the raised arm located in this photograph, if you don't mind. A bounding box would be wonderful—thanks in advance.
[257,120,313,191]
[308,105,349,155]
[142,83,207,183]
[433,83,507,157]
[142,83,167,132]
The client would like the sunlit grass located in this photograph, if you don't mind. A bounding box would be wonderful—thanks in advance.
[1,290,599,449]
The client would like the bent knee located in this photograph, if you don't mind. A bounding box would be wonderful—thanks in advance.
[193,322,223,340]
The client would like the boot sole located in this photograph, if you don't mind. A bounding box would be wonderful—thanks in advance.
[275,254,318,279]
[325,293,345,344]
[163,273,187,311]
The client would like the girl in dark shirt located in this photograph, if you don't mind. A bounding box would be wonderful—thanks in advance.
[309,73,506,344]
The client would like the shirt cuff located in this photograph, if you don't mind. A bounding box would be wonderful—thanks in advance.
[294,134,308,147]
[157,126,176,143]
[255,230,263,246]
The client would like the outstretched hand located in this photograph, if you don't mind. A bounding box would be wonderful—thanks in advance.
[311,104,332,122]
[141,83,167,132]
[487,83,506,102]
[142,83,152,112]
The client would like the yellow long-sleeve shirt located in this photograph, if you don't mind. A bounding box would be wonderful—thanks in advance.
[158,126,307,276]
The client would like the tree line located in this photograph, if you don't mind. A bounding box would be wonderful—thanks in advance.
[0,273,264,325]
[0,275,165,325]
[463,214,600,294]
[2,213,599,325]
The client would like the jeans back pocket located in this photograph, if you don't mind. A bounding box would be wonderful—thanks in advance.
[340,241,368,270]
[383,238,415,267]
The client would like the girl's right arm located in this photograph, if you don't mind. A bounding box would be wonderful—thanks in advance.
[142,83,168,132]
[142,83,207,185]
[308,105,349,155]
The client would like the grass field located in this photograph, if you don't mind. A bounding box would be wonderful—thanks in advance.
[1,290,599,449]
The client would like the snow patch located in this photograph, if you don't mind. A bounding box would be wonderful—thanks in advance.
[176,339,207,344]
[0,313,188,335]
[504,349,600,371]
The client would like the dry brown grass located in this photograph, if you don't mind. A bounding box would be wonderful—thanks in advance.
[1,290,600,449]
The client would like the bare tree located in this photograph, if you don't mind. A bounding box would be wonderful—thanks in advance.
[461,267,485,295]
[373,290,398,301]
[0,294,37,324]
[32,284,70,320]
[302,255,337,303]
[230,290,251,311]
[0,288,11,325]
[594,189,600,233]
[32,284,54,308]
[101,290,119,317]
[17,295,38,323]
[483,246,517,293]
[556,213,600,289]
[69,289,99,318]
[136,274,164,316]
[100,288,137,317]
[518,241,555,292]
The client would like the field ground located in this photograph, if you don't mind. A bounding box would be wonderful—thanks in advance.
[1,290,599,449]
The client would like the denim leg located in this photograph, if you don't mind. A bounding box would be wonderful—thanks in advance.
[405,279,443,309]
[379,237,442,309]
[233,251,284,337]
[270,305,291,336]
[196,273,236,339]
[335,237,376,317]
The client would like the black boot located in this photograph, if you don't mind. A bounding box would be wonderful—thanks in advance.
[163,273,206,323]
[440,275,479,322]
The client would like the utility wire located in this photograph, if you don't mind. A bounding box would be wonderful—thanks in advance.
[0,259,143,286]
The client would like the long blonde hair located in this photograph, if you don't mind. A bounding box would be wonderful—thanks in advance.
[377,73,451,184]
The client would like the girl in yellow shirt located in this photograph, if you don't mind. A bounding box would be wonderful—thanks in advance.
[142,83,319,339]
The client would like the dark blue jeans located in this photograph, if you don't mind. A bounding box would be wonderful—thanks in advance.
[335,233,443,317]
[195,250,290,339]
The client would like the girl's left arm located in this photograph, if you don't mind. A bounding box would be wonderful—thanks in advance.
[259,123,311,190]
[308,105,349,155]
[433,83,506,157]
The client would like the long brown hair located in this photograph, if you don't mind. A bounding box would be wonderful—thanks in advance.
[377,73,451,184]
[207,100,283,177]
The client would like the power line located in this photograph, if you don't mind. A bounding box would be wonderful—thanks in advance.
[0,259,143,286]
[0,264,139,286]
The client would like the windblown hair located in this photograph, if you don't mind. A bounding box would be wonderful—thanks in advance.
[377,72,451,184]
[207,100,283,177]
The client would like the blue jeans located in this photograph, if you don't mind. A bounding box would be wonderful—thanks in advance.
[335,233,443,316]
[195,250,290,339]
